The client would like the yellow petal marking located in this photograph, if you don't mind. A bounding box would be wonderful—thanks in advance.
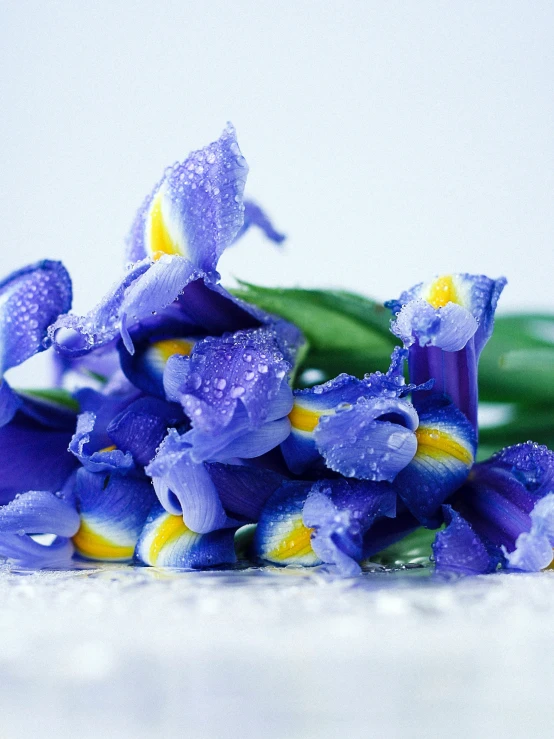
[288,403,335,433]
[415,427,473,466]
[153,338,195,364]
[148,191,184,260]
[267,517,315,562]
[72,520,135,561]
[99,444,117,453]
[426,275,459,309]
[148,514,190,565]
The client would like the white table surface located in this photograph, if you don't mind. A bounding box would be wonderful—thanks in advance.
[1,565,552,739]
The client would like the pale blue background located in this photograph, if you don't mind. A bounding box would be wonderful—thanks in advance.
[1,1,553,316]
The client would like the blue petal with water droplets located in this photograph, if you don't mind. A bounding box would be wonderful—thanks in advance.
[386,273,506,356]
[390,300,478,352]
[454,442,554,564]
[49,260,150,357]
[181,385,292,463]
[0,490,80,569]
[126,123,248,273]
[0,260,72,374]
[164,327,292,433]
[303,479,396,576]
[0,490,80,536]
[432,506,497,575]
[282,347,415,475]
[314,395,419,482]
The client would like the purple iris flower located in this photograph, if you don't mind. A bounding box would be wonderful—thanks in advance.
[282,346,476,527]
[386,274,506,431]
[146,325,298,533]
[282,348,420,481]
[48,124,291,362]
[253,477,398,576]
[433,442,554,574]
[41,125,302,549]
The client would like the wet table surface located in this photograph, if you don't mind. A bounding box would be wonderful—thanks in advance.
[0,564,553,739]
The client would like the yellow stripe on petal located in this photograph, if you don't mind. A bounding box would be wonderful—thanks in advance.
[72,520,135,561]
[148,513,190,565]
[267,517,315,562]
[148,191,185,260]
[425,275,459,309]
[153,338,195,364]
[415,427,473,466]
[99,444,117,453]
[288,404,334,433]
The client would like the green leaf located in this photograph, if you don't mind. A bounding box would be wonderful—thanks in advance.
[367,527,439,568]
[17,388,80,413]
[231,283,398,382]
[479,402,554,456]
[234,524,257,560]
[479,314,554,403]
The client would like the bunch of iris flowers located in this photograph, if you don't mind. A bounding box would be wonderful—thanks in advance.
[0,124,553,577]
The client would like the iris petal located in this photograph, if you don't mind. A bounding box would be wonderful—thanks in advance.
[0,535,75,569]
[135,502,236,568]
[48,260,150,357]
[72,469,155,561]
[387,274,506,431]
[126,123,248,273]
[107,396,185,467]
[314,396,418,481]
[282,348,416,475]
[387,273,506,355]
[146,429,229,533]
[505,493,554,571]
[182,385,293,463]
[432,506,497,575]
[253,481,321,567]
[164,327,292,433]
[303,479,396,576]
[390,300,478,352]
[0,490,80,569]
[455,442,554,554]
[70,412,134,473]
[235,200,286,245]
[0,490,79,536]
[0,260,72,373]
[393,396,476,526]
[206,463,287,521]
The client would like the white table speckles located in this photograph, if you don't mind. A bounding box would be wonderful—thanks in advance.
[0,566,553,739]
